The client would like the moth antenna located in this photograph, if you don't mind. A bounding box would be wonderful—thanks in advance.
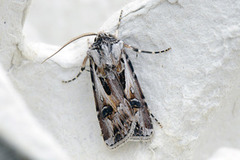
[41,32,97,64]
[115,10,123,38]
[124,43,171,55]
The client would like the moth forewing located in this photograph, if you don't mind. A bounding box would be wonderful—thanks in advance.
[88,32,156,149]
[121,51,154,141]
[89,51,136,149]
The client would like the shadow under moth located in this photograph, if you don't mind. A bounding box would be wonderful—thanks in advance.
[42,10,171,149]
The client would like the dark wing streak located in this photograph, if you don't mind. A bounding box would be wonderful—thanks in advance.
[121,51,153,140]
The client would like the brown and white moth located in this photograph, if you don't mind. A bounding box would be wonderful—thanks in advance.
[42,10,171,149]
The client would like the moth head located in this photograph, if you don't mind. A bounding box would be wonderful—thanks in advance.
[88,33,123,68]
[93,33,117,43]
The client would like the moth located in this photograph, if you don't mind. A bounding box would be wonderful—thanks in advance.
[42,10,171,149]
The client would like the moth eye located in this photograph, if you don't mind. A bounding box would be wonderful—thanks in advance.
[102,105,113,118]
[130,99,141,108]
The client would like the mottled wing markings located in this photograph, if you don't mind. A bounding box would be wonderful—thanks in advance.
[89,59,136,149]
[120,51,154,140]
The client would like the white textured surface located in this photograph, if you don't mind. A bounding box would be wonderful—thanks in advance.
[0,1,71,159]
[208,148,240,160]
[1,0,240,160]
[23,0,134,45]
[0,65,71,160]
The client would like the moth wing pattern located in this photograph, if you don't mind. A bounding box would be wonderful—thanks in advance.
[89,58,136,149]
[121,51,154,140]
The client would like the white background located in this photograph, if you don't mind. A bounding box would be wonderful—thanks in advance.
[1,0,240,160]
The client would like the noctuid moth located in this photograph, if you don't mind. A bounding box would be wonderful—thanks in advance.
[42,10,171,149]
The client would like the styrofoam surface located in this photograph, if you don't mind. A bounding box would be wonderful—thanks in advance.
[1,0,240,160]
[208,148,240,160]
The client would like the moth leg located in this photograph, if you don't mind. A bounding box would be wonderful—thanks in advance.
[124,43,171,55]
[115,10,123,38]
[150,113,163,128]
[62,55,88,83]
